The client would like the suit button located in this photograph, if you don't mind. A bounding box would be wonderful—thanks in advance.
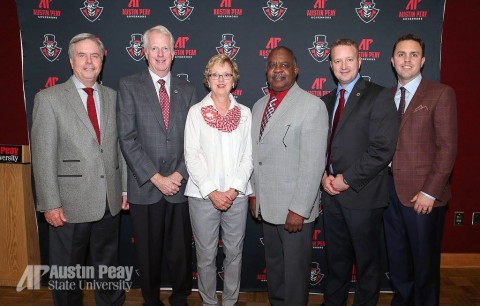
[100,175,104,178]
[259,162,262,166]
[162,160,166,164]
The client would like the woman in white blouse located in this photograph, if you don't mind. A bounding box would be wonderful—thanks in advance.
[184,54,253,306]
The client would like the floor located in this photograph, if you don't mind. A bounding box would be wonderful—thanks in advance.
[1,268,479,305]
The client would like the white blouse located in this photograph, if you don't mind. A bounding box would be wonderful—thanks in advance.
[184,93,253,199]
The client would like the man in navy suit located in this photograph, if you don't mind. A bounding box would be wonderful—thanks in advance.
[117,25,197,306]
[321,39,398,306]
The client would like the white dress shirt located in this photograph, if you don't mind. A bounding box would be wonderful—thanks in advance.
[72,75,101,128]
[184,93,253,199]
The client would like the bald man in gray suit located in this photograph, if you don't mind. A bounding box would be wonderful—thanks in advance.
[249,46,328,306]
[31,33,127,306]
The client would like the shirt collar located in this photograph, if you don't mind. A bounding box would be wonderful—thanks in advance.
[148,69,171,87]
[398,73,422,94]
[72,75,98,91]
[336,73,361,95]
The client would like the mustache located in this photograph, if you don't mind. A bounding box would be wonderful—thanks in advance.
[271,73,286,79]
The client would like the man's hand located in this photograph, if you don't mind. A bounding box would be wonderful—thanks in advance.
[208,190,233,211]
[284,210,304,233]
[411,192,434,214]
[44,207,67,227]
[332,174,349,192]
[322,172,340,195]
[249,197,261,220]
[121,195,129,210]
[150,173,181,196]
[168,171,183,186]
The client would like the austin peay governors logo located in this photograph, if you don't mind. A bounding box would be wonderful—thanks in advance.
[216,34,240,59]
[122,0,151,18]
[213,0,243,18]
[40,34,62,62]
[358,38,380,61]
[308,77,331,97]
[80,0,103,22]
[399,0,428,21]
[174,36,197,59]
[170,0,194,21]
[355,0,380,23]
[306,0,337,20]
[33,0,62,19]
[262,0,287,22]
[40,76,59,91]
[310,262,325,285]
[308,34,330,63]
[125,34,145,61]
[259,37,282,58]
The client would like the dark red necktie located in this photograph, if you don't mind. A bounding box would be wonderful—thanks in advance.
[398,86,406,122]
[326,89,345,175]
[158,79,170,129]
[259,95,277,140]
[83,88,100,144]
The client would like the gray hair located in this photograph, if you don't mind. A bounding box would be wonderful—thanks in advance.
[68,33,105,60]
[143,25,175,52]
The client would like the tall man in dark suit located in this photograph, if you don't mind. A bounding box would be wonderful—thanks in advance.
[31,33,127,306]
[249,46,329,306]
[321,39,398,306]
[117,25,197,306]
[385,34,457,306]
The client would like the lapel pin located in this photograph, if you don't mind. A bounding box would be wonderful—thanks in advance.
[174,90,178,94]
[356,93,360,96]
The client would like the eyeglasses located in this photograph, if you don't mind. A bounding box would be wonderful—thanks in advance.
[208,73,233,80]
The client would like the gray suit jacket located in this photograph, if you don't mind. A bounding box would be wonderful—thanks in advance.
[31,77,125,223]
[117,69,197,204]
[251,82,329,224]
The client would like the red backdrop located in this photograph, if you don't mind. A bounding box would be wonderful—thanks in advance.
[440,0,480,252]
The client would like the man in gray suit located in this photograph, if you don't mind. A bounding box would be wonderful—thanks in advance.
[249,46,329,306]
[117,25,197,306]
[31,33,127,306]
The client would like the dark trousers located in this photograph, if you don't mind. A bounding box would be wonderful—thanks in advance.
[262,221,314,306]
[323,194,384,306]
[49,208,125,306]
[130,198,192,306]
[384,175,445,306]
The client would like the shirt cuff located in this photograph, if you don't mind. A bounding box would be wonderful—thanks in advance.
[421,191,436,201]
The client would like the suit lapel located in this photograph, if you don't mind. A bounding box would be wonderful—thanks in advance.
[260,83,298,139]
[64,77,99,143]
[98,85,109,143]
[335,78,366,135]
[141,70,167,132]
[253,95,269,140]
[400,78,428,130]
[168,76,181,133]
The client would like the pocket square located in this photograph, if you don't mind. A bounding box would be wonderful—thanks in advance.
[414,105,428,112]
